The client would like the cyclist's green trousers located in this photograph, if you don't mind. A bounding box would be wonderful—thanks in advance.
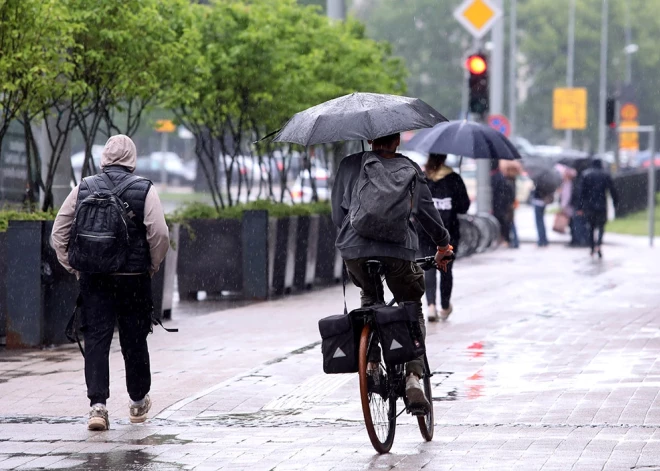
[344,257,426,378]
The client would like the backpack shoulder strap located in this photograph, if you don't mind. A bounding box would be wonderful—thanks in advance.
[82,175,103,194]
[111,174,149,198]
[397,154,426,182]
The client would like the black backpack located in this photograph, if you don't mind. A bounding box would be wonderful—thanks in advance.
[68,173,146,274]
[348,152,423,243]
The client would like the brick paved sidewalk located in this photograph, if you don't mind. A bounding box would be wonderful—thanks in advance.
[1,236,660,470]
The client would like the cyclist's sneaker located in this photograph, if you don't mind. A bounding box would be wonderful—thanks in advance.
[427,305,439,322]
[129,394,151,424]
[88,404,109,431]
[406,373,430,415]
[440,304,453,321]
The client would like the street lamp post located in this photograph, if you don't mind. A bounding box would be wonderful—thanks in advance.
[597,0,609,156]
[566,0,576,149]
[326,0,345,20]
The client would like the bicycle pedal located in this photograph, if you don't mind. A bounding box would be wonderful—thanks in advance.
[408,406,428,416]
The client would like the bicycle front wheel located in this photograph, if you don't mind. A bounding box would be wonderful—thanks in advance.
[358,324,396,454]
[417,357,434,441]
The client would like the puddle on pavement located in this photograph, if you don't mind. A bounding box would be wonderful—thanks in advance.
[0,415,83,425]
[129,434,192,446]
[0,368,65,384]
[1,450,182,471]
[76,451,182,470]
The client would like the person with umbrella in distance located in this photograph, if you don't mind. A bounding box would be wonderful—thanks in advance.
[404,120,522,247]
[416,153,470,321]
[577,158,619,258]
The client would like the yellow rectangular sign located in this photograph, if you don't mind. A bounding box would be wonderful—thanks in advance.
[619,120,639,151]
[553,88,587,130]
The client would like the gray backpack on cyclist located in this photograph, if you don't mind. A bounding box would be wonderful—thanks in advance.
[349,152,423,244]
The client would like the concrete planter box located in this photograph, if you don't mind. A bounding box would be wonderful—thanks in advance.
[5,221,77,348]
[0,232,6,342]
[152,223,180,320]
[315,214,338,285]
[177,219,243,299]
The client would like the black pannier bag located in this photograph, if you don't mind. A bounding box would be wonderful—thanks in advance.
[374,302,425,365]
[318,313,359,374]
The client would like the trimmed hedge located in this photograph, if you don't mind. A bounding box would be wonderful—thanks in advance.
[168,201,331,223]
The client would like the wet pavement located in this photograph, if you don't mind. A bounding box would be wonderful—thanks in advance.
[1,233,660,470]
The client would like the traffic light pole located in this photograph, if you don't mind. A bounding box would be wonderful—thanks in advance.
[475,0,504,215]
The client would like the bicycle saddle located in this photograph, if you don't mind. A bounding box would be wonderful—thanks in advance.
[364,260,385,276]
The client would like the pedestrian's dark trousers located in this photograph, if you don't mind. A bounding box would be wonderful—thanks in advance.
[344,257,425,378]
[586,210,607,252]
[494,212,511,243]
[424,243,458,310]
[80,273,153,406]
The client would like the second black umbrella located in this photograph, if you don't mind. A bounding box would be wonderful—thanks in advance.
[404,120,521,160]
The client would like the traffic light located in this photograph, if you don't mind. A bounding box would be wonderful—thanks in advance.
[605,97,616,128]
[467,53,489,115]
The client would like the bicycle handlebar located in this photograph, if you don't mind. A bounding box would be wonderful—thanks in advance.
[415,253,455,271]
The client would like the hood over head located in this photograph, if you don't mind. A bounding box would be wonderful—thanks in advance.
[100,135,137,172]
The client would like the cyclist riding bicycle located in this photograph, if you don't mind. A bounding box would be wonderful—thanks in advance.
[331,132,452,414]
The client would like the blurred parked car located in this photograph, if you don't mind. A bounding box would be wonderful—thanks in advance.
[71,145,103,182]
[135,152,195,186]
[262,150,303,182]
[287,167,330,203]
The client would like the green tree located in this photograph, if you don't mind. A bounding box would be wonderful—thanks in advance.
[355,0,471,120]
[515,0,660,148]
[165,0,406,208]
[66,0,188,178]
[0,0,76,153]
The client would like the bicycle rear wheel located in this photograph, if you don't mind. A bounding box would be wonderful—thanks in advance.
[417,358,434,441]
[358,324,396,454]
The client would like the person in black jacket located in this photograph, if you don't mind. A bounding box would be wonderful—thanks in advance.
[417,154,470,321]
[577,159,618,258]
[491,159,515,244]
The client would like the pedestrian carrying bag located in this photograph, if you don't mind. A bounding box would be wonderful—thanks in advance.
[349,152,423,243]
[69,174,145,274]
[374,302,425,365]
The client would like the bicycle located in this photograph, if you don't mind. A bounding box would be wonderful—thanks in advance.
[352,255,449,454]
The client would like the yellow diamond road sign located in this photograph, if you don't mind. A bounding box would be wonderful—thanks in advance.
[454,0,503,39]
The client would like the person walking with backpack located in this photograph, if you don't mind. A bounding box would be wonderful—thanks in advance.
[51,135,169,431]
[417,154,470,322]
[332,133,452,415]
[577,158,618,258]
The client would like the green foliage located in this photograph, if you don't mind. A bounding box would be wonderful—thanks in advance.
[0,0,78,142]
[168,200,331,222]
[162,0,406,208]
[0,209,57,233]
[356,0,470,119]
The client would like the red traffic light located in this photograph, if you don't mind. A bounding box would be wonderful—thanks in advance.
[466,55,487,75]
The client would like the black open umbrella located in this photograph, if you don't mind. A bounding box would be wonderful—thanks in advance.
[404,120,521,160]
[272,92,447,146]
[521,157,562,195]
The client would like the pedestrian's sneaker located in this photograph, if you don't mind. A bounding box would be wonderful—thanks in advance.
[440,304,453,321]
[88,404,109,431]
[129,395,151,424]
[405,373,430,416]
[427,304,438,322]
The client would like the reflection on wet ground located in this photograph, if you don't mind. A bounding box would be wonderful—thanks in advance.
[78,450,183,470]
